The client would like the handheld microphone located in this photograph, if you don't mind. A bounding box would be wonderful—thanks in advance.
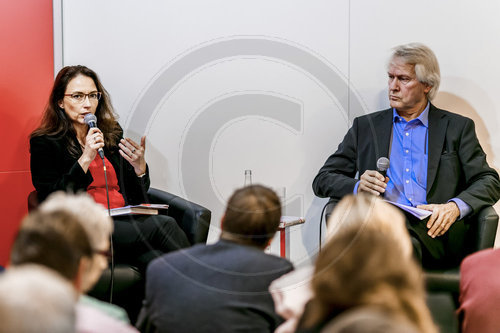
[84,113,104,159]
[376,157,390,178]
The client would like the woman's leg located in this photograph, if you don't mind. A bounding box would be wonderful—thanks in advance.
[112,214,190,270]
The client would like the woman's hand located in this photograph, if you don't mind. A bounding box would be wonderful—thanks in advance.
[78,127,105,172]
[119,136,147,176]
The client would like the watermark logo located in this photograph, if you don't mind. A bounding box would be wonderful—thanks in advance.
[127,35,366,225]
[124,35,371,294]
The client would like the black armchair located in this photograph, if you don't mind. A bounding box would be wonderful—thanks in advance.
[416,206,497,333]
[425,206,499,292]
[146,188,210,245]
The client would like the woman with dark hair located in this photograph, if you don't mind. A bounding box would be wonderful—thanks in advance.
[30,65,190,271]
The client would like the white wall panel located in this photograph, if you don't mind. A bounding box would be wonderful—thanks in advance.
[60,0,500,262]
[61,0,350,265]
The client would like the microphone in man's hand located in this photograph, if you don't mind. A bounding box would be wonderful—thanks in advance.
[84,113,104,159]
[376,157,390,178]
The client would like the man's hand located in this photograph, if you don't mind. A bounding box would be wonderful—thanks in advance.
[417,202,460,238]
[358,170,388,196]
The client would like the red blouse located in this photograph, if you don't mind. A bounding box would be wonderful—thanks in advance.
[87,155,125,209]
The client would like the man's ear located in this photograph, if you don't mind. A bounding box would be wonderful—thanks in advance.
[220,213,226,230]
[74,257,90,293]
[424,84,432,94]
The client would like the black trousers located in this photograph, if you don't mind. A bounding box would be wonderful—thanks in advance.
[112,214,190,272]
[404,211,469,269]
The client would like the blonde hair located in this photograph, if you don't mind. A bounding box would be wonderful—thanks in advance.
[389,43,441,100]
[326,194,412,259]
[39,192,113,249]
[0,264,76,333]
[301,227,437,333]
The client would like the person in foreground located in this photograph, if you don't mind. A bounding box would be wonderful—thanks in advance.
[0,265,76,333]
[29,65,189,272]
[295,224,437,333]
[137,185,294,333]
[313,42,500,268]
[270,194,413,333]
[458,247,500,333]
[319,307,420,333]
[10,193,138,333]
[38,192,135,326]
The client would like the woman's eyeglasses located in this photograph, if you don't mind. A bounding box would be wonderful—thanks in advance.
[93,248,112,259]
[64,92,102,103]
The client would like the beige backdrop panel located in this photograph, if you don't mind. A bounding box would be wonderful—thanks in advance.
[59,0,500,262]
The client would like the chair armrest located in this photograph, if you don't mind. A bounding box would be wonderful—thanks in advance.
[90,265,142,295]
[425,271,460,293]
[147,188,211,245]
[324,198,339,226]
[475,206,499,251]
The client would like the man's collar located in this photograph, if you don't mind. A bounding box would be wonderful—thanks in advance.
[392,101,430,127]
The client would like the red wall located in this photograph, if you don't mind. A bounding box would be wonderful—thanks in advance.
[0,0,54,265]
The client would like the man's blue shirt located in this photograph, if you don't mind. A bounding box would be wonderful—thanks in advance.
[385,104,430,206]
[354,103,471,219]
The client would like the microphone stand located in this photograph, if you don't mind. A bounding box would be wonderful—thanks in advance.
[101,155,115,304]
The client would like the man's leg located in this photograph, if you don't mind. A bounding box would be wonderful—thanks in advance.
[410,234,423,263]
[403,212,447,269]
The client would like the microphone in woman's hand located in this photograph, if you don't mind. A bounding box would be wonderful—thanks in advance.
[84,113,104,159]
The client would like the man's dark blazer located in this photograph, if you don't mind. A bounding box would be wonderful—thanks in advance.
[30,130,150,204]
[313,104,500,215]
[137,240,294,333]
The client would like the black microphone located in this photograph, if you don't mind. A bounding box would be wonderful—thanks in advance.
[84,113,104,159]
[376,157,390,178]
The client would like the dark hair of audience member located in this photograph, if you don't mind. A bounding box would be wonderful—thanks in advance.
[10,210,93,281]
[297,226,436,333]
[221,184,281,248]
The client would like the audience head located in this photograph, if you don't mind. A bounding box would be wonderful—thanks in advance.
[39,191,114,292]
[326,194,412,259]
[39,192,113,251]
[299,225,437,333]
[388,42,440,100]
[220,185,281,248]
[0,265,76,333]
[320,307,419,333]
[11,192,113,293]
[10,209,92,286]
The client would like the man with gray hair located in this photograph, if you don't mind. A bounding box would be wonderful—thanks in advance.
[0,264,76,333]
[313,42,499,268]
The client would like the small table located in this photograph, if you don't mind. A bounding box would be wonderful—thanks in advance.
[278,216,305,258]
